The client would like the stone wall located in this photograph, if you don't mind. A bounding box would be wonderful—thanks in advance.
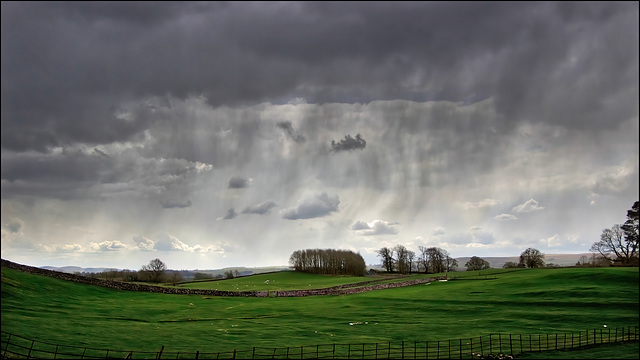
[1,259,443,297]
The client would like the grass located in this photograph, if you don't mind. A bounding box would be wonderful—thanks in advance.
[176,271,374,291]
[1,266,638,358]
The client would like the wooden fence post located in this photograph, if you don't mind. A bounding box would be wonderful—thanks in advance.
[156,345,164,359]
[509,334,513,355]
[27,340,34,359]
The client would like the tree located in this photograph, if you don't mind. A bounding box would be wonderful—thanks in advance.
[518,248,545,268]
[376,247,395,272]
[591,224,638,266]
[394,245,413,274]
[622,201,639,245]
[502,261,521,269]
[418,247,453,273]
[140,258,167,283]
[465,256,491,271]
[168,271,183,285]
[289,248,366,276]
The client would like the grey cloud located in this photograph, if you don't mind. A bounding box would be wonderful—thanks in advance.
[350,220,370,231]
[93,148,109,157]
[330,134,366,152]
[276,121,305,143]
[218,208,238,220]
[228,176,252,189]
[160,199,192,209]
[242,200,278,215]
[281,193,340,220]
[5,2,634,154]
[4,218,24,233]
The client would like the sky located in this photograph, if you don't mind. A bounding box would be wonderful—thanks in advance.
[1,1,638,271]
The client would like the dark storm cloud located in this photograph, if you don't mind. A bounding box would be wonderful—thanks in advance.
[228,176,252,189]
[276,121,305,143]
[2,2,636,153]
[330,134,366,152]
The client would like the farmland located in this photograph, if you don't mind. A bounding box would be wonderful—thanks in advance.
[1,263,638,358]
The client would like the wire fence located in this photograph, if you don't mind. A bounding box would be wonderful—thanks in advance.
[1,326,638,359]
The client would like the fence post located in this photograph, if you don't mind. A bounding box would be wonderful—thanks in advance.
[498,333,502,354]
[81,347,87,359]
[195,350,199,359]
[2,333,11,358]
[333,343,336,359]
[426,341,429,360]
[571,332,574,349]
[402,340,405,359]
[156,345,164,359]
[479,336,483,357]
[509,334,513,355]
[27,340,34,359]
[459,338,462,360]
[388,341,391,359]
[519,334,523,355]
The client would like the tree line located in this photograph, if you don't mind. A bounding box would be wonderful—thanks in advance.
[77,201,638,285]
[288,248,366,276]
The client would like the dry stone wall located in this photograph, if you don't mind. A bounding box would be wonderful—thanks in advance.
[1,259,443,297]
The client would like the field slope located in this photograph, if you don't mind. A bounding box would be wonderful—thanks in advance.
[1,264,638,357]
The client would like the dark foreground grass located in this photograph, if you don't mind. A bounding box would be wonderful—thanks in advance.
[1,266,638,357]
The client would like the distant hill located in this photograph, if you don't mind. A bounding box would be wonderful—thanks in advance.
[40,253,592,275]
[454,253,592,270]
[39,265,292,276]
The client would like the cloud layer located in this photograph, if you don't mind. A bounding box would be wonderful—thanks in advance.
[1,2,637,270]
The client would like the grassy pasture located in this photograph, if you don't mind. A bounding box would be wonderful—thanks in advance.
[176,271,372,291]
[1,266,638,357]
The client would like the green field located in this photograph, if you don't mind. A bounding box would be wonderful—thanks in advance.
[1,266,638,358]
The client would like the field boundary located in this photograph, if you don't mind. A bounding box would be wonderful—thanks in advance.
[0,259,444,297]
[2,327,637,359]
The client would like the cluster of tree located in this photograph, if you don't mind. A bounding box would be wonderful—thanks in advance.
[376,245,458,274]
[501,248,546,269]
[574,254,611,267]
[590,201,639,267]
[465,256,491,271]
[289,248,366,276]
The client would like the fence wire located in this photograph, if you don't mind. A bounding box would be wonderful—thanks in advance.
[2,326,638,359]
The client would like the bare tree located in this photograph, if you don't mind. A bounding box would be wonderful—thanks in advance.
[140,258,167,283]
[376,247,395,272]
[518,248,545,268]
[168,271,183,286]
[591,224,638,266]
